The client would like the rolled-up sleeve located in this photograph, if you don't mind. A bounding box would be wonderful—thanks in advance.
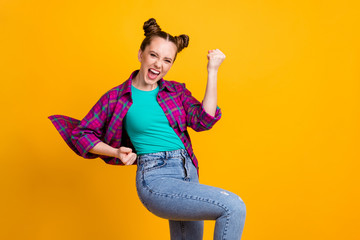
[70,92,110,158]
[182,83,222,132]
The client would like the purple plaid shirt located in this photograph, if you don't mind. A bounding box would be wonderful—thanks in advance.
[48,70,222,176]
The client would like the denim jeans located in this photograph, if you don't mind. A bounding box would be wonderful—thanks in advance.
[135,149,246,240]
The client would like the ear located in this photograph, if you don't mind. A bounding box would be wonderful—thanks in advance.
[138,49,142,62]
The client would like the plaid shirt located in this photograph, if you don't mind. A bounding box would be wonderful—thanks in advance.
[48,70,222,176]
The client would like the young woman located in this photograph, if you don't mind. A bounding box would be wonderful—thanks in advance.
[49,18,246,240]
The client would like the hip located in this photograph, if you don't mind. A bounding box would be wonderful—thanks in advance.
[136,148,199,184]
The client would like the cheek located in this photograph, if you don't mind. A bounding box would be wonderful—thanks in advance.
[161,67,171,76]
[164,64,172,71]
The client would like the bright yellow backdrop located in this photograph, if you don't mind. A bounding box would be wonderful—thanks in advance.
[1,0,359,239]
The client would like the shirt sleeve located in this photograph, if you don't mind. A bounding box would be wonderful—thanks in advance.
[181,83,222,132]
[48,114,89,157]
[70,91,110,158]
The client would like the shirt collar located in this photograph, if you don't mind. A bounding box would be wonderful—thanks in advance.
[120,70,176,97]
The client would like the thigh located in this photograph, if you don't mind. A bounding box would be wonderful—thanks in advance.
[136,152,245,221]
[143,177,244,220]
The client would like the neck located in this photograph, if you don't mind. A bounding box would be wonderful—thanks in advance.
[132,70,158,91]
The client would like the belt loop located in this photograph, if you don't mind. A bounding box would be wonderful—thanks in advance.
[180,149,186,161]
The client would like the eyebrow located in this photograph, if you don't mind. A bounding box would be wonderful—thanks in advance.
[150,51,173,61]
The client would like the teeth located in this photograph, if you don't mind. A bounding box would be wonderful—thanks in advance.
[150,69,160,74]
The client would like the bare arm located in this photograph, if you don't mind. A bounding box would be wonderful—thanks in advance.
[89,141,137,165]
[202,69,218,117]
[202,49,226,117]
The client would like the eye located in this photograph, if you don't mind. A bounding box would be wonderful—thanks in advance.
[165,60,172,63]
[150,53,156,57]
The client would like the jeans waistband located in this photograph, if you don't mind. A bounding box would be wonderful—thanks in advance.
[137,148,189,162]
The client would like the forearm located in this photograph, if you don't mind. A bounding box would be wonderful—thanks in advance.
[88,141,118,158]
[202,69,218,117]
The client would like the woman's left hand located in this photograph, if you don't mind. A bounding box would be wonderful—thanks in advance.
[207,49,226,72]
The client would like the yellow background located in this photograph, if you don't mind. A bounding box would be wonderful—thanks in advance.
[1,0,359,239]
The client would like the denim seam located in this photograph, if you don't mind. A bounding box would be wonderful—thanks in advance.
[136,171,151,211]
[141,171,230,240]
[142,160,167,173]
[180,221,185,240]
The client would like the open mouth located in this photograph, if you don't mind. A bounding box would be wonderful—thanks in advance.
[148,68,160,80]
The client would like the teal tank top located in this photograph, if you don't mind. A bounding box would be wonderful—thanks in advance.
[123,85,185,155]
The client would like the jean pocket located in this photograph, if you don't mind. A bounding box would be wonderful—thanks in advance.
[143,158,167,172]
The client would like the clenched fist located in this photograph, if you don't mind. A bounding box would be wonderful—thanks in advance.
[116,146,137,165]
[207,49,226,71]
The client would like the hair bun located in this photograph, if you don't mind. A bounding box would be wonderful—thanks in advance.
[175,34,190,53]
[143,18,161,37]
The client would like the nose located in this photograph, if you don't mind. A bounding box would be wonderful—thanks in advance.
[154,59,161,69]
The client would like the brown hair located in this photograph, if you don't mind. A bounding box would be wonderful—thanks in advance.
[140,18,189,62]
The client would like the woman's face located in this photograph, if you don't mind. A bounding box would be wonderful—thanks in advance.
[137,36,177,85]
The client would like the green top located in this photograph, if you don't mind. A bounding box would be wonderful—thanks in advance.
[123,85,185,155]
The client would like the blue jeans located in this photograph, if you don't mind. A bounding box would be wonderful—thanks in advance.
[135,149,246,240]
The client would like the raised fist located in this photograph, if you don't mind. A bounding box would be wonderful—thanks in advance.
[207,49,226,71]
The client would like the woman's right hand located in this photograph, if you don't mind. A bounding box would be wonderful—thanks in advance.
[117,146,137,165]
